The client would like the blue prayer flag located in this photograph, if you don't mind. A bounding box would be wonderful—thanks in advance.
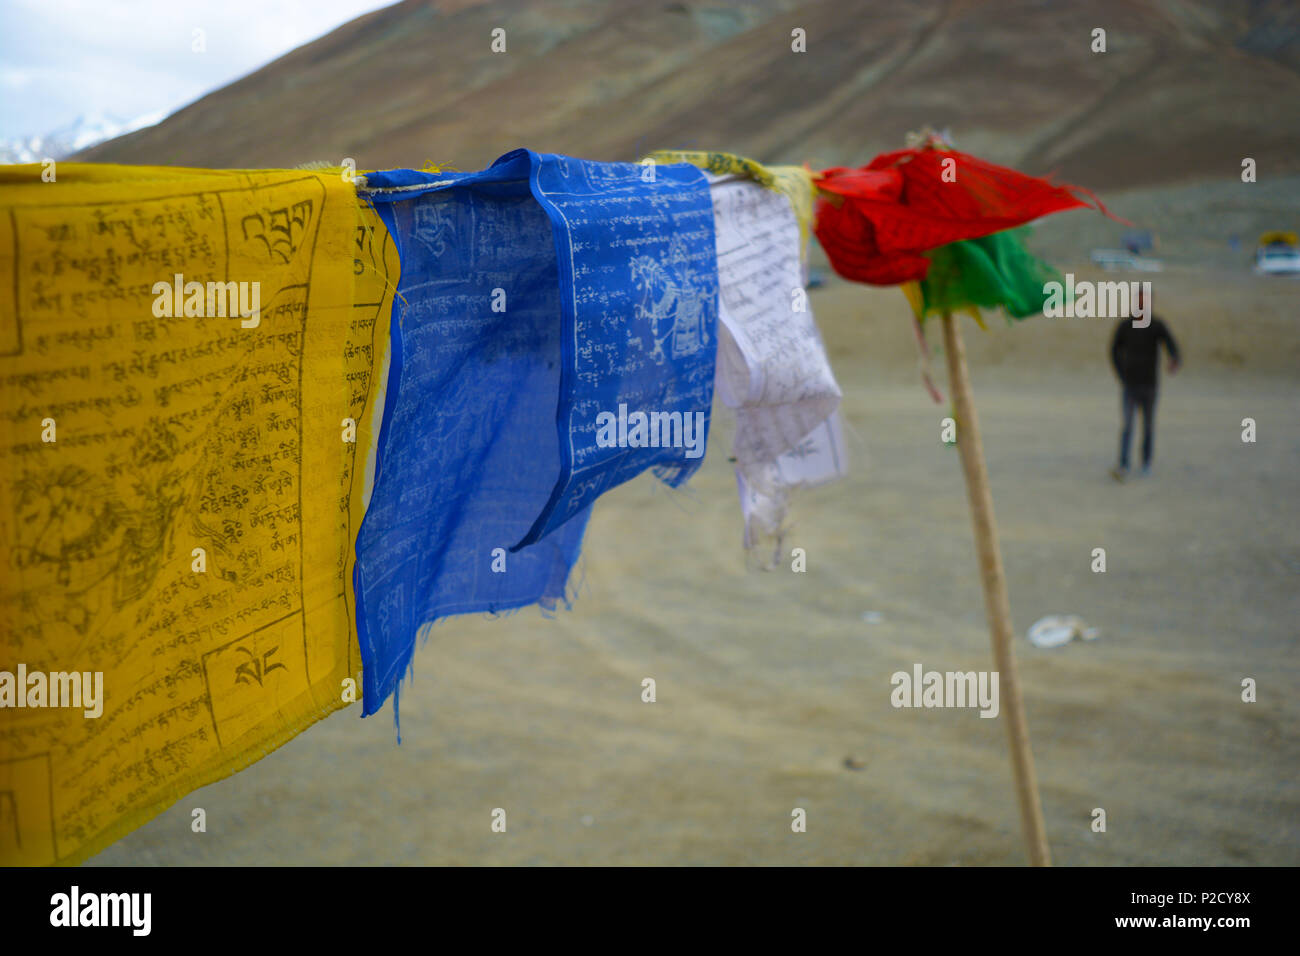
[355,150,719,720]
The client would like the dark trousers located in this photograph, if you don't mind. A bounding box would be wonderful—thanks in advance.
[1119,383,1157,469]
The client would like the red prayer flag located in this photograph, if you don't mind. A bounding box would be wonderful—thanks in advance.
[814,142,1119,285]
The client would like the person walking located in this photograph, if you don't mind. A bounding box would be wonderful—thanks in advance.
[1109,290,1181,480]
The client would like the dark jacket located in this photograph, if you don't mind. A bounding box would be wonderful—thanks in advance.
[1111,316,1180,387]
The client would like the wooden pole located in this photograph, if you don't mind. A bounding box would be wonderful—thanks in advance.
[940,311,1051,867]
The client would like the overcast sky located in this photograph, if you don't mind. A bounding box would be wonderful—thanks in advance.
[0,0,397,140]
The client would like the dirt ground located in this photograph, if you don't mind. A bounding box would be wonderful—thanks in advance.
[88,264,1300,866]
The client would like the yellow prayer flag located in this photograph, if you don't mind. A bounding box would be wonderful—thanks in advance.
[0,164,391,865]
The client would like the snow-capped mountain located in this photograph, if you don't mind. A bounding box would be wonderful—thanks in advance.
[0,111,166,165]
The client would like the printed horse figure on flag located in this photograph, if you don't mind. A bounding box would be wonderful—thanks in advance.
[629,237,708,364]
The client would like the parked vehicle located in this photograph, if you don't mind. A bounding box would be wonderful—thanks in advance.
[1254,231,1300,275]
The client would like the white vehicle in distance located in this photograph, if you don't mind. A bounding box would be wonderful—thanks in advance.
[1090,249,1164,272]
[1254,233,1300,276]
[1255,246,1300,275]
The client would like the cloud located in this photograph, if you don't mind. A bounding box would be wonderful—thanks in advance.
[0,0,397,138]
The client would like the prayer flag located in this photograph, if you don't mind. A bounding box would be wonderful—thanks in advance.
[0,163,382,864]
[355,149,719,719]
